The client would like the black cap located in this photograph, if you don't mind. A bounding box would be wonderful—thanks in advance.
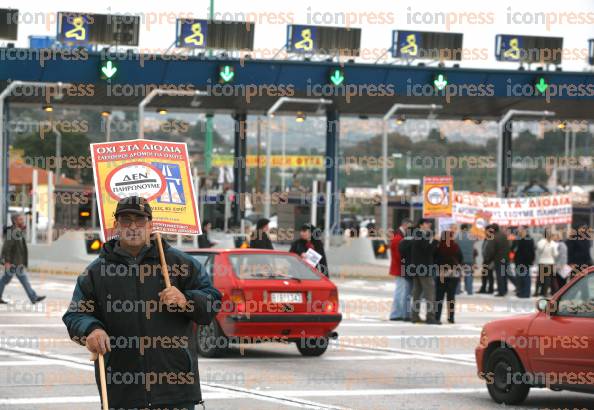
[114,196,152,219]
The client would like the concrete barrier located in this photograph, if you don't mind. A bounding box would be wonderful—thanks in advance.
[28,230,98,275]
[326,237,390,279]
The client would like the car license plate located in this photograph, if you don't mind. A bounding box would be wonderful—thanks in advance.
[270,292,303,303]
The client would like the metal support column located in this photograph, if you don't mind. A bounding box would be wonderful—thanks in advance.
[501,120,513,197]
[232,113,247,226]
[325,109,340,234]
[1,101,9,231]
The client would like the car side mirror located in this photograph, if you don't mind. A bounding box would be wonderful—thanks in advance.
[536,298,549,312]
[537,298,557,314]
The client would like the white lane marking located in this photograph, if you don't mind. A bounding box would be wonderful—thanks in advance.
[0,392,238,405]
[329,341,476,366]
[0,346,348,410]
[0,360,70,366]
[201,354,410,362]
[247,387,488,397]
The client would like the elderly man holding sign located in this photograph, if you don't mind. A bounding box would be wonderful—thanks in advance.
[64,139,221,410]
[63,196,221,410]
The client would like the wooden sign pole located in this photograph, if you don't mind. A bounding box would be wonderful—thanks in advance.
[155,232,171,288]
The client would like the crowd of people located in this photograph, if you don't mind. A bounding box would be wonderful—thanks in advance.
[389,218,593,325]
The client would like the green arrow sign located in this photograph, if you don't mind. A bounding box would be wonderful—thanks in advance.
[433,74,448,91]
[219,65,235,83]
[535,77,549,94]
[100,61,117,80]
[329,69,345,86]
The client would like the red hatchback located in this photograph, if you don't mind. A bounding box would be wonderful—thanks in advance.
[476,267,594,404]
[187,249,342,357]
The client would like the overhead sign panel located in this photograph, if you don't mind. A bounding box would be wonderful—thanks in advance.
[0,9,18,40]
[287,24,361,56]
[495,34,563,64]
[57,12,140,46]
[176,19,208,49]
[177,19,254,50]
[392,30,463,60]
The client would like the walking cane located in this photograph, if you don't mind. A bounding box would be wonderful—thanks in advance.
[98,353,109,410]
[90,352,109,410]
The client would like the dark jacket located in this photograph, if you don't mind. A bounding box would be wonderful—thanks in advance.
[512,236,535,266]
[249,230,274,250]
[1,227,28,267]
[289,238,328,277]
[566,237,593,267]
[198,232,214,248]
[398,236,413,278]
[62,238,221,409]
[410,229,438,277]
[484,231,510,266]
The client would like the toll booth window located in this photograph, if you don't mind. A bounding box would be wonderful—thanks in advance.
[228,254,321,280]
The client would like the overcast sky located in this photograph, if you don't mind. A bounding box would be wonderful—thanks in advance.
[5,0,594,71]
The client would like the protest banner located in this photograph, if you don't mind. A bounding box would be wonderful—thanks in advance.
[90,139,201,242]
[452,192,572,227]
[422,176,453,218]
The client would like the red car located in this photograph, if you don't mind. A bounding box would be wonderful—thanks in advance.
[187,248,341,357]
[476,266,594,404]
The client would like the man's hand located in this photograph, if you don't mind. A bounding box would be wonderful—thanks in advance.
[4,262,11,269]
[86,328,110,361]
[158,286,188,309]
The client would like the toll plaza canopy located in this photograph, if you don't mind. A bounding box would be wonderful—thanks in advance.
[1,49,594,118]
[1,49,594,231]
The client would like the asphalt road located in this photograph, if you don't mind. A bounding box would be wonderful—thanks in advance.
[0,272,592,410]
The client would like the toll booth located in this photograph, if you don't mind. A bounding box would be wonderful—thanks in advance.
[275,192,325,242]
[374,197,422,231]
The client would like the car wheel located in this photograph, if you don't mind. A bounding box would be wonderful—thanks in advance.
[196,321,228,358]
[486,347,530,404]
[296,337,329,356]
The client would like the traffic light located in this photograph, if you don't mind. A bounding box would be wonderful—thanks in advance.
[433,73,448,91]
[99,60,118,80]
[534,76,549,95]
[329,68,345,86]
[218,65,235,83]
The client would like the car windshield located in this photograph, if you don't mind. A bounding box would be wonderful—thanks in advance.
[228,253,321,280]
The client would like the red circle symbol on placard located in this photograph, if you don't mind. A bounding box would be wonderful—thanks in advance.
[426,186,445,205]
[105,162,166,201]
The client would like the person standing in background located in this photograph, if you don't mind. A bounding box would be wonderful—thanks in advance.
[482,224,510,297]
[511,226,535,298]
[553,231,569,294]
[479,225,495,294]
[456,224,477,295]
[535,229,557,297]
[389,218,413,321]
[410,218,440,325]
[434,230,463,324]
[289,224,328,277]
[198,220,216,248]
[249,218,274,249]
[566,224,593,277]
